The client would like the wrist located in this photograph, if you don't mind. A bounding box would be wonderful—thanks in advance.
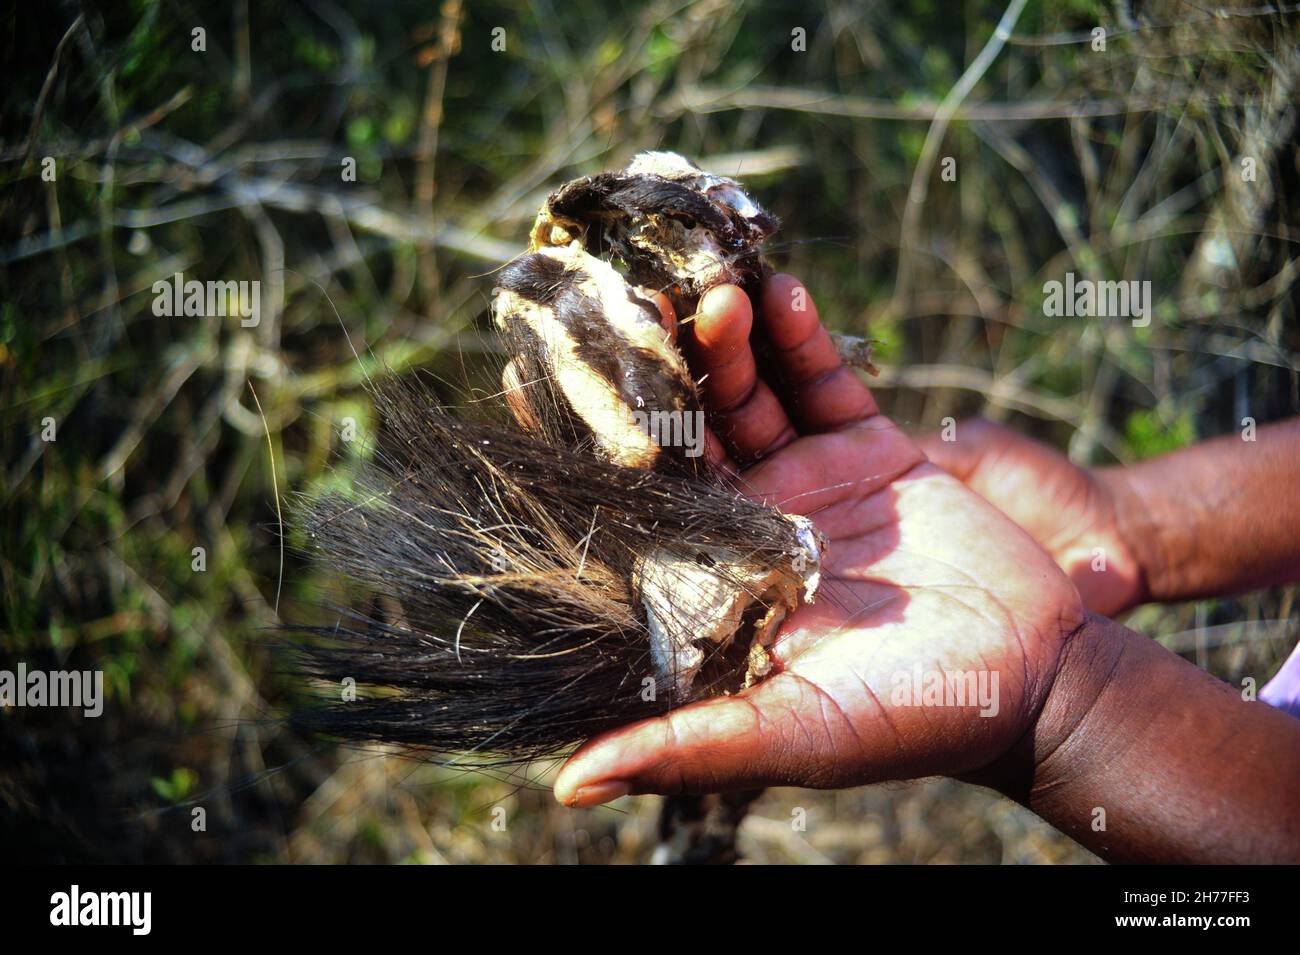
[977,611,1145,836]
[1023,611,1130,803]
[1014,611,1300,862]
[961,611,1118,805]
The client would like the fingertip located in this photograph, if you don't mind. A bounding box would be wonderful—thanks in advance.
[763,272,803,301]
[763,272,811,310]
[553,733,638,808]
[761,272,821,348]
[552,756,597,807]
[695,284,753,353]
[554,778,631,809]
[555,690,779,802]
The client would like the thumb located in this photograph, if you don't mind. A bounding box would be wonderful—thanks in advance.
[553,674,848,807]
[916,430,975,477]
[916,417,1005,481]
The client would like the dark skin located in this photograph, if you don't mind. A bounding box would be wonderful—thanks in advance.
[553,274,1300,863]
[918,415,1300,616]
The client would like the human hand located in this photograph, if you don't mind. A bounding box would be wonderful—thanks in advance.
[917,420,1145,618]
[554,275,1087,807]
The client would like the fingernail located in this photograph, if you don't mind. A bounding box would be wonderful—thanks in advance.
[566,780,631,808]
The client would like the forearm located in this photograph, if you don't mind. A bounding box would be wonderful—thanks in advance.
[1097,418,1300,605]
[1021,613,1300,863]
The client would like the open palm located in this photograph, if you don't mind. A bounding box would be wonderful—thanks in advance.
[555,276,1085,806]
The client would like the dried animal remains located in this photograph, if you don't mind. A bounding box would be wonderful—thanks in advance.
[293,152,865,862]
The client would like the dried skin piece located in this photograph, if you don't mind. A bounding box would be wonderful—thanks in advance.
[635,513,824,699]
[527,151,877,373]
[530,151,778,320]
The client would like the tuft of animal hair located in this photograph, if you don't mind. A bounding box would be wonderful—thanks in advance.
[290,377,812,761]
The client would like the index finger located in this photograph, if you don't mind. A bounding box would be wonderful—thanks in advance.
[688,284,798,464]
[761,273,878,431]
[553,672,856,806]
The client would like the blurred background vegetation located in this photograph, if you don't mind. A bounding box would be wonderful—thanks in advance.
[2,0,1297,863]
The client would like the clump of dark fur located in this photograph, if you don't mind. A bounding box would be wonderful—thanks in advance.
[289,379,802,762]
[535,159,778,321]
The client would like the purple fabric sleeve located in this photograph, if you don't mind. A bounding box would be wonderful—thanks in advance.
[1260,641,1300,719]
